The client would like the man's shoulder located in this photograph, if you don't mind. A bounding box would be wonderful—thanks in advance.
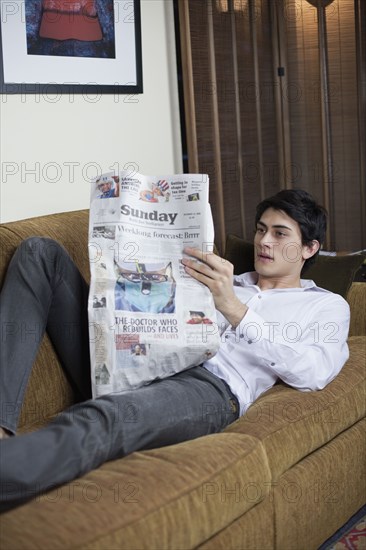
[301,281,350,314]
[301,279,348,301]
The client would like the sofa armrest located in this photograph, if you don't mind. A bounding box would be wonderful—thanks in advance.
[347,282,366,337]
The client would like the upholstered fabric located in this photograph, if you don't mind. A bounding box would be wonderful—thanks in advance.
[304,254,366,298]
[0,210,365,550]
[198,497,274,549]
[0,210,90,286]
[274,419,366,549]
[0,434,271,549]
[17,332,76,432]
[225,336,366,480]
[348,283,366,336]
[224,234,255,275]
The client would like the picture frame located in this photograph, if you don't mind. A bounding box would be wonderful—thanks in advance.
[0,0,143,94]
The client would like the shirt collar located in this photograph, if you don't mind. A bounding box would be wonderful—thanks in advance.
[234,271,328,292]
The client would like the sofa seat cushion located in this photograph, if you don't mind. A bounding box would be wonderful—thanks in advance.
[198,496,274,549]
[0,433,271,550]
[225,336,366,480]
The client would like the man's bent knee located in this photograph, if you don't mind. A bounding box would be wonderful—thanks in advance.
[19,237,65,266]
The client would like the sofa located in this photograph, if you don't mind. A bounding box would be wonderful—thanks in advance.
[0,209,365,550]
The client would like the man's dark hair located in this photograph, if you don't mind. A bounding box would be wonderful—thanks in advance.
[255,189,328,270]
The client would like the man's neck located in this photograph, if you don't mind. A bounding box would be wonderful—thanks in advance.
[256,274,302,291]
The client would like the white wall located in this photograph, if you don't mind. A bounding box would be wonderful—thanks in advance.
[0,0,183,222]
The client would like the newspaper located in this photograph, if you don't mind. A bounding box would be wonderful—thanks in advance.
[88,171,220,397]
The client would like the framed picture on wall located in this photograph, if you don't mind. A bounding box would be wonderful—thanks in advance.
[0,0,143,94]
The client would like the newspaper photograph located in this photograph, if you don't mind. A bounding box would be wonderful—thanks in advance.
[88,170,221,397]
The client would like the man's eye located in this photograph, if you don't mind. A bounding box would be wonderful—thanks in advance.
[276,232,286,237]
[256,227,265,234]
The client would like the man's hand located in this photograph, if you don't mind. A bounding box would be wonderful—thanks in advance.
[182,247,248,328]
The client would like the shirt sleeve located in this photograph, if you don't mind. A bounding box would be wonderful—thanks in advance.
[229,293,350,391]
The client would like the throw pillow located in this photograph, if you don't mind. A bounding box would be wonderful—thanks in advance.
[224,234,255,275]
[303,254,365,298]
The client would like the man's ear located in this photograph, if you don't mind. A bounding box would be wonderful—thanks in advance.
[303,240,320,260]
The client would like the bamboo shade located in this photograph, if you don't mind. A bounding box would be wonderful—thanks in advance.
[178,0,365,252]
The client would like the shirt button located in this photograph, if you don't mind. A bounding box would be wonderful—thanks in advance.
[271,362,275,366]
[248,340,253,344]
[258,295,262,299]
[225,334,229,339]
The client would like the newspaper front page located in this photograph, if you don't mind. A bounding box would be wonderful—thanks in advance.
[88,171,220,397]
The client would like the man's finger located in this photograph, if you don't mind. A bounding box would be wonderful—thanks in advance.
[181,257,214,277]
[183,247,222,268]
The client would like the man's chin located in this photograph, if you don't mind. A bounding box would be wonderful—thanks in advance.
[254,259,275,273]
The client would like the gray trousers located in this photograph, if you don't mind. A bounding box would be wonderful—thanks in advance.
[0,238,239,511]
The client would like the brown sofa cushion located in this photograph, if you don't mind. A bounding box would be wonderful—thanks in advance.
[225,336,366,480]
[304,254,366,298]
[0,433,271,550]
[224,234,256,275]
[198,497,274,550]
[17,332,75,433]
[1,211,364,550]
[224,234,365,298]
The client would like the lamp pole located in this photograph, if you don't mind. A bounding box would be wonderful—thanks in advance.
[305,0,336,250]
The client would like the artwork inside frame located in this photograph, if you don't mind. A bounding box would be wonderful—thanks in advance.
[0,0,143,94]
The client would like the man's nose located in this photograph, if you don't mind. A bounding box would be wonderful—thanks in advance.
[258,232,272,246]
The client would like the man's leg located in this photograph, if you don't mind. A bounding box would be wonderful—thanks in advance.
[0,366,239,511]
[0,237,92,434]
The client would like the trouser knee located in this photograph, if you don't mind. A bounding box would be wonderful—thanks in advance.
[65,395,141,436]
[17,237,65,267]
[58,396,133,430]
[91,395,141,427]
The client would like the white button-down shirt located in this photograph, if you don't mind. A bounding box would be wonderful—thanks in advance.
[203,272,350,415]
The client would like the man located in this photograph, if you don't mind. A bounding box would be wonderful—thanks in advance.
[97,176,118,199]
[187,311,213,324]
[0,189,350,511]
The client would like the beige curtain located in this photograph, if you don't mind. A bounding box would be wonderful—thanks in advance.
[178,0,365,253]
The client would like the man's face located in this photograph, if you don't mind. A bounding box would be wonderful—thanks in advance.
[99,182,112,193]
[190,313,203,323]
[254,208,310,280]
